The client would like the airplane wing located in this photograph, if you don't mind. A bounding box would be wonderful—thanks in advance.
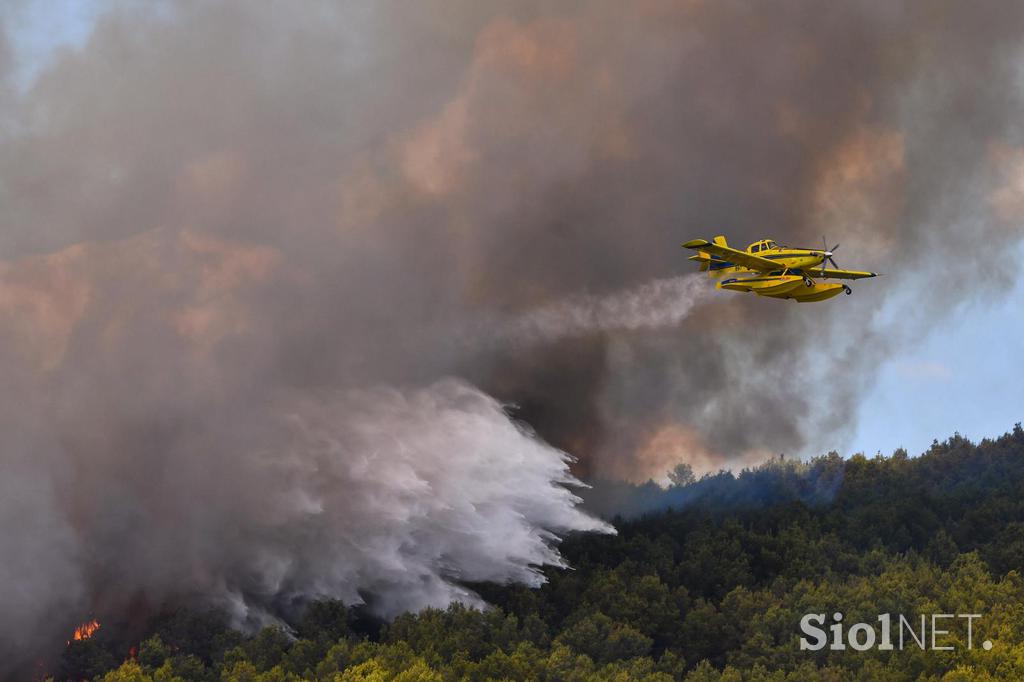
[812,268,878,280]
[681,238,777,272]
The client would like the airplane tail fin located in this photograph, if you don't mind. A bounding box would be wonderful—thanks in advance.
[687,235,731,276]
[688,253,711,272]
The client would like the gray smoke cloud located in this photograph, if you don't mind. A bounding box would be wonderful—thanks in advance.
[2,0,1024,668]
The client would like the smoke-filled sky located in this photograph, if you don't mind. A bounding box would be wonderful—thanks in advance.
[3,0,1024,669]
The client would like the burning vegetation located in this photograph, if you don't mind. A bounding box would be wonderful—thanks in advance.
[68,620,100,645]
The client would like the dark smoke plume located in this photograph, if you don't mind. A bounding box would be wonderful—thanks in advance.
[1,0,1024,670]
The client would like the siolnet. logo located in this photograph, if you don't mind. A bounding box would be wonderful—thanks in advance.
[799,612,992,652]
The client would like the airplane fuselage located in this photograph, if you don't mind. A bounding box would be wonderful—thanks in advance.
[708,244,828,273]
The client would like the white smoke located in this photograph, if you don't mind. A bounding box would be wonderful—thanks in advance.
[149,379,612,624]
[1,376,612,663]
[482,275,710,348]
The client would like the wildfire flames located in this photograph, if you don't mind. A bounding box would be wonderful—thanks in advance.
[68,620,100,645]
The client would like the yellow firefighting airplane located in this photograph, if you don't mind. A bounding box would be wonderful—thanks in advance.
[682,236,878,302]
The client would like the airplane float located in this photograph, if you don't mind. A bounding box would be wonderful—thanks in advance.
[682,236,878,302]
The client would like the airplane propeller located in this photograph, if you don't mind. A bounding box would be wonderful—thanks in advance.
[820,236,840,275]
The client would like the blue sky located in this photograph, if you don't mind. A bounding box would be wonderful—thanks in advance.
[6,1,1023,460]
[4,0,100,89]
[847,251,1024,457]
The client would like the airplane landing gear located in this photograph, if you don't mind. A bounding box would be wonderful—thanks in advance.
[843,285,852,295]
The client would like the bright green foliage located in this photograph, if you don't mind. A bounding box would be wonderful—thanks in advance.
[101,660,151,682]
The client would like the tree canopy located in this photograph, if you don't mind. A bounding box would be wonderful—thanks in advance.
[60,425,1024,680]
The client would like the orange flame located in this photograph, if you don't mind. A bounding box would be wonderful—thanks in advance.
[68,619,100,645]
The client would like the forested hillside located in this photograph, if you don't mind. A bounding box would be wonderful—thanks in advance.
[63,425,1024,681]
